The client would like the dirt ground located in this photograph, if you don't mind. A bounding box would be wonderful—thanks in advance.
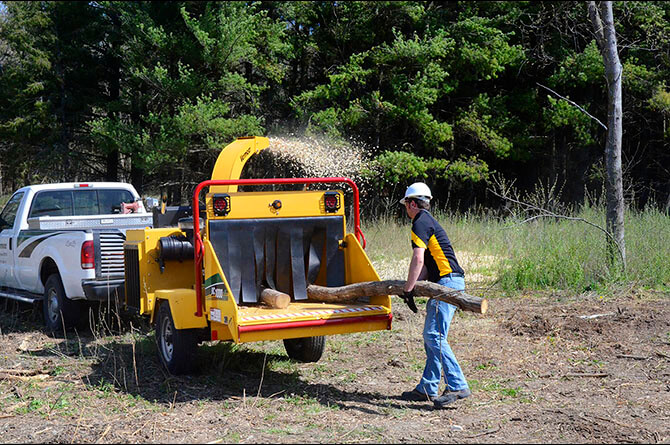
[0,288,668,444]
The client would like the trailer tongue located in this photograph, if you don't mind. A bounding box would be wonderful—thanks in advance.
[124,136,392,374]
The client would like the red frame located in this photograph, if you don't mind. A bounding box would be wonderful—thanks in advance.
[192,177,365,317]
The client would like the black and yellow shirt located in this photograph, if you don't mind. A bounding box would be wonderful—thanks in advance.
[410,209,464,282]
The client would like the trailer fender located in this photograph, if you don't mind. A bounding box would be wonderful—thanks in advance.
[154,289,208,329]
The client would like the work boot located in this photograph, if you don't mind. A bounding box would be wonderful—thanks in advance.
[433,388,471,408]
[400,388,437,402]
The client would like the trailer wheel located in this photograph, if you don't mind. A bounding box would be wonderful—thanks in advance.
[43,274,81,334]
[283,336,326,362]
[155,302,197,375]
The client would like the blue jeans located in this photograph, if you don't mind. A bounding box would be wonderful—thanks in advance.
[415,276,469,396]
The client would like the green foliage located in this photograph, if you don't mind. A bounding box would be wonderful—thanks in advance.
[361,150,489,204]
[370,151,430,183]
[457,94,514,158]
[0,0,669,215]
[549,41,604,89]
[544,97,597,146]
[648,85,670,115]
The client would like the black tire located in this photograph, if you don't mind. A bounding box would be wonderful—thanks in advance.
[43,273,81,334]
[155,302,198,375]
[283,336,326,362]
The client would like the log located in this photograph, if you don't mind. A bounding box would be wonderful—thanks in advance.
[306,280,488,314]
[260,287,291,309]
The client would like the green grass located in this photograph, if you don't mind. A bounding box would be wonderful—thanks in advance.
[363,205,670,293]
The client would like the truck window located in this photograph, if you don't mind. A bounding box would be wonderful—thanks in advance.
[99,190,135,214]
[29,188,136,217]
[0,192,25,230]
[29,191,74,217]
[74,190,100,215]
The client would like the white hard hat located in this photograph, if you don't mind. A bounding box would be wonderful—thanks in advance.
[400,182,432,204]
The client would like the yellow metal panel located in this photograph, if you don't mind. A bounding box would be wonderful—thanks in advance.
[203,239,237,341]
[154,289,208,329]
[210,136,270,193]
[125,227,195,321]
[342,233,392,308]
[206,190,345,220]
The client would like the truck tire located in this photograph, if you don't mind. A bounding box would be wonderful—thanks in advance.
[283,336,326,362]
[155,302,197,375]
[43,273,81,334]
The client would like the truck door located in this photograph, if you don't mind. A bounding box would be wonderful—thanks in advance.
[0,192,25,289]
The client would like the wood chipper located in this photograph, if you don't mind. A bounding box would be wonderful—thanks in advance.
[123,136,392,374]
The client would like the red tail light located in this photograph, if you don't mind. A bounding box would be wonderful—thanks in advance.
[81,240,95,269]
[324,191,340,213]
[212,194,231,216]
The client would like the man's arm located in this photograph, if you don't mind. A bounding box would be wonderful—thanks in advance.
[404,247,425,293]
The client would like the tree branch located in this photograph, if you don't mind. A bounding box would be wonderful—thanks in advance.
[537,82,607,130]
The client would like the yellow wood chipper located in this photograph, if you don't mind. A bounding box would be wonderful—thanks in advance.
[123,136,392,374]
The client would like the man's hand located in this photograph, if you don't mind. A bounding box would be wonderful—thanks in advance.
[401,289,418,313]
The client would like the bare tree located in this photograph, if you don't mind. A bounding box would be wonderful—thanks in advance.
[588,1,626,269]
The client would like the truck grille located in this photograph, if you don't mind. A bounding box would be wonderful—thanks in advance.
[97,231,126,278]
[124,246,140,311]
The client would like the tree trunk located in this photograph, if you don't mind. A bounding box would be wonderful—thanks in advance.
[306,280,488,314]
[588,1,626,269]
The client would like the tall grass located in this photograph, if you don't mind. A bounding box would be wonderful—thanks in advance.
[361,205,670,294]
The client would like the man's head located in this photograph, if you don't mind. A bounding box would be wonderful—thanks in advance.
[400,182,432,217]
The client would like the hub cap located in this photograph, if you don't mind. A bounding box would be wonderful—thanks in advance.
[160,316,174,362]
[47,288,60,323]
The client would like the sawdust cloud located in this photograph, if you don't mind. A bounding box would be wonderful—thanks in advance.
[266,134,373,184]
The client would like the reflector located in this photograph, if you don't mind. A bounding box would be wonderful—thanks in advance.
[324,192,340,213]
[212,194,231,216]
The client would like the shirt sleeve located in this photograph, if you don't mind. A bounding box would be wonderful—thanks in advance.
[410,215,431,249]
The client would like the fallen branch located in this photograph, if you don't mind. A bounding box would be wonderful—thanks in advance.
[465,425,501,439]
[307,280,488,314]
[0,368,41,376]
[0,373,50,382]
[563,372,609,378]
[616,354,647,360]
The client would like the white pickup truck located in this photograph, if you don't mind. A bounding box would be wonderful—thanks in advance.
[0,182,153,332]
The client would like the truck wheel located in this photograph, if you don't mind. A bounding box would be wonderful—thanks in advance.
[155,302,197,375]
[283,336,326,362]
[43,274,81,334]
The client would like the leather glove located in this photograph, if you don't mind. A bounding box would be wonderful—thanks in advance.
[401,289,418,313]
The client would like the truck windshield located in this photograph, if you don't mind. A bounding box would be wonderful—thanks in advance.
[0,192,25,230]
[29,189,136,217]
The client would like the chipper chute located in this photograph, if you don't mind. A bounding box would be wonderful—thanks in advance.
[124,136,392,375]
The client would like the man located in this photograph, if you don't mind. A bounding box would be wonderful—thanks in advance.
[398,182,471,409]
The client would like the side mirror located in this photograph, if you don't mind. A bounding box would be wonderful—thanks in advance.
[144,197,160,211]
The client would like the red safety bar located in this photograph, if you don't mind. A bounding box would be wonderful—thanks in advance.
[192,177,365,317]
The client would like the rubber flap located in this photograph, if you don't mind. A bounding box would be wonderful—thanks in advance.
[208,216,345,304]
